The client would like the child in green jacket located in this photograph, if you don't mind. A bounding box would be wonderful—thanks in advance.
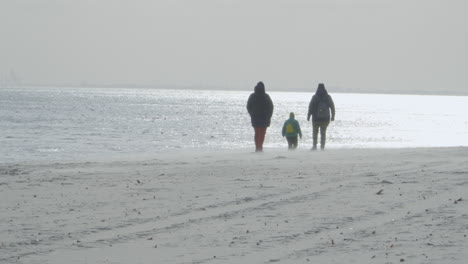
[282,112,302,149]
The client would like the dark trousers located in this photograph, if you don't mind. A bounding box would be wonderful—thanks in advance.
[312,122,329,148]
[254,127,267,151]
[286,136,298,149]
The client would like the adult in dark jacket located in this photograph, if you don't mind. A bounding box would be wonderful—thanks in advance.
[307,83,335,150]
[247,81,274,152]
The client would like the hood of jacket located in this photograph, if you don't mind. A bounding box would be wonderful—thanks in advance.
[254,82,265,94]
[315,83,328,97]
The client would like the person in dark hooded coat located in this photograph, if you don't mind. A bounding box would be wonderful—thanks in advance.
[247,81,274,152]
[307,83,335,150]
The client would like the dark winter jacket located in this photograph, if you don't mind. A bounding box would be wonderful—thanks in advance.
[307,85,335,123]
[247,82,274,127]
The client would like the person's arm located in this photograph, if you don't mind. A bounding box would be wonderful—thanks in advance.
[329,95,335,121]
[307,98,313,121]
[267,95,274,118]
[296,121,302,138]
[246,94,253,114]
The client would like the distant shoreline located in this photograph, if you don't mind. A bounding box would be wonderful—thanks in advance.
[2,84,467,97]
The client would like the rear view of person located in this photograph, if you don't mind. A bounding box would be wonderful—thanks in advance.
[282,112,302,150]
[307,83,335,150]
[247,81,274,152]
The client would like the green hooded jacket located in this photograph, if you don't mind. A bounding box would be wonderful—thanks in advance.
[282,118,302,138]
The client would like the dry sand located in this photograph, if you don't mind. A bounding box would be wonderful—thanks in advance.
[1,147,467,263]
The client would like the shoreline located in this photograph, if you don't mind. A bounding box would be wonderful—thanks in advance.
[2,146,467,166]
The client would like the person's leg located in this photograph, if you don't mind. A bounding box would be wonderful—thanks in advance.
[312,123,319,149]
[286,137,293,149]
[320,123,329,149]
[258,127,267,151]
[254,127,260,151]
[291,136,298,149]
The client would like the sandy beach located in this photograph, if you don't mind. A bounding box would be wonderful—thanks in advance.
[1,147,467,264]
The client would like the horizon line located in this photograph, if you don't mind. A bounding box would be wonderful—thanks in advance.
[1,83,467,97]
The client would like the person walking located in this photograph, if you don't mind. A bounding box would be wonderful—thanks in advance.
[282,112,302,150]
[247,81,274,152]
[307,83,335,150]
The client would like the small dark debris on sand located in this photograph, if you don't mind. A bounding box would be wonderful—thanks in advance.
[274,156,287,159]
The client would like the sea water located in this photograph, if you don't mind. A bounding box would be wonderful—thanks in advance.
[1,87,468,163]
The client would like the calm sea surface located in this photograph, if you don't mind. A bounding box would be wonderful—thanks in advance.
[1,87,468,163]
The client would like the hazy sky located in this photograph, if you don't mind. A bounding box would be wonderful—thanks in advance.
[1,0,467,93]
